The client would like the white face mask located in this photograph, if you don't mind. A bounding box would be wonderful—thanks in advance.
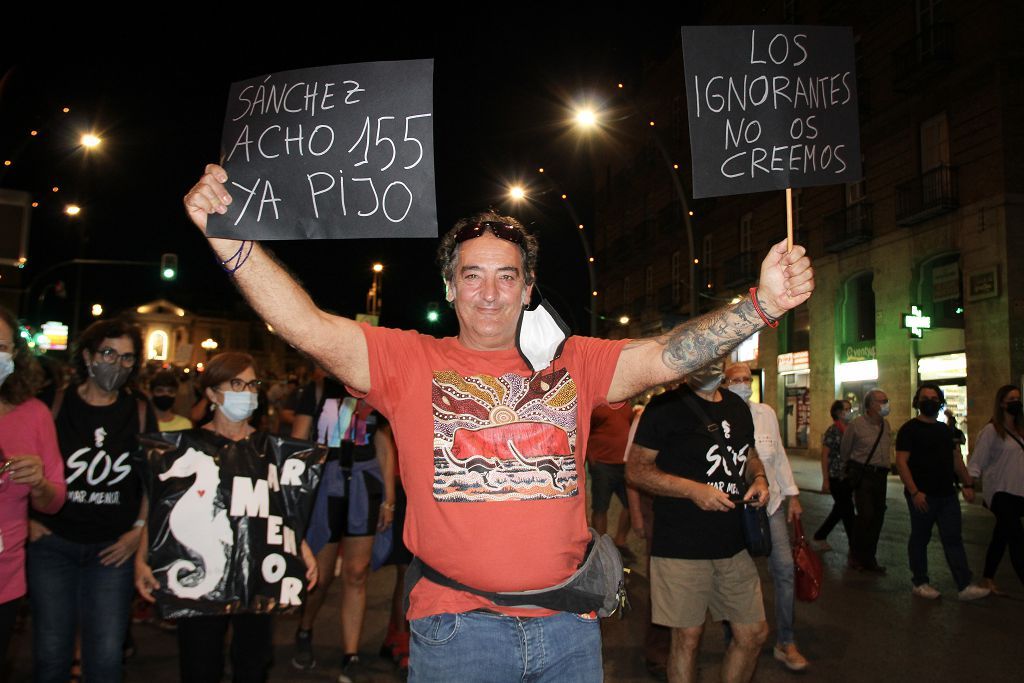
[516,291,570,372]
[727,383,753,402]
[218,390,257,423]
[0,352,13,387]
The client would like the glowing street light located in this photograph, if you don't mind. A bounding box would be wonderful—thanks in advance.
[372,263,384,273]
[91,304,103,317]
[201,338,218,351]
[80,133,102,149]
[508,185,526,201]
[64,204,81,216]
[575,108,597,128]
[618,316,630,325]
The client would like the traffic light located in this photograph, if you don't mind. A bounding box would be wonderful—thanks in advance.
[160,253,178,281]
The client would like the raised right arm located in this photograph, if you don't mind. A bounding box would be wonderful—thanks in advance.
[184,164,369,393]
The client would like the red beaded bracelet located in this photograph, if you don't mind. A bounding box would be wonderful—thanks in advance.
[749,287,779,329]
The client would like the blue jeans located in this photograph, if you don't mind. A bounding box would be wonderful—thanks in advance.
[409,610,603,682]
[905,492,972,590]
[27,533,135,683]
[767,508,795,646]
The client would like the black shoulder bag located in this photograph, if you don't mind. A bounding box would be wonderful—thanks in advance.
[681,392,772,557]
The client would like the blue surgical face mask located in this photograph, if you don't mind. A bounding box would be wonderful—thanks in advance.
[218,390,257,423]
[0,352,13,387]
[727,383,753,403]
[880,404,891,418]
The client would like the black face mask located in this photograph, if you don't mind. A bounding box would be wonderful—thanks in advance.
[918,398,942,418]
[1007,401,1024,417]
[152,395,176,412]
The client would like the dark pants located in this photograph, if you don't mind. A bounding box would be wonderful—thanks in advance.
[27,533,135,683]
[814,477,855,542]
[177,614,273,683]
[906,492,972,590]
[850,466,889,567]
[0,598,19,666]
[989,491,1024,586]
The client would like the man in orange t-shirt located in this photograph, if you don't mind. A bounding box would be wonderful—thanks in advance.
[587,403,636,554]
[185,164,815,680]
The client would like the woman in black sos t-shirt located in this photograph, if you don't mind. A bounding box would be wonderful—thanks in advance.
[28,319,154,683]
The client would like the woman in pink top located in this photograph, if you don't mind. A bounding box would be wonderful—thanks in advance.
[0,307,65,661]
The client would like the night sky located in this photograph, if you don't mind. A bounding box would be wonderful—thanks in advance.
[1,19,702,339]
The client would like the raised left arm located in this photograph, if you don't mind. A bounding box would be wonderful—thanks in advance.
[608,240,813,402]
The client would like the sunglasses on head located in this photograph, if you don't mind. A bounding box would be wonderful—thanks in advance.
[453,221,526,247]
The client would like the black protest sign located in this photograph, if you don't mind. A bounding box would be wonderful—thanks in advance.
[206,60,436,240]
[140,430,324,619]
[680,26,861,199]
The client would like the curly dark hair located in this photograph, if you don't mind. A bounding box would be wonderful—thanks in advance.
[829,399,848,421]
[72,317,143,386]
[0,307,43,405]
[436,211,539,288]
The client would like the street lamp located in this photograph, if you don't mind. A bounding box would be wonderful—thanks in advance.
[618,315,630,325]
[574,108,597,129]
[201,338,218,351]
[508,185,526,201]
[64,204,81,216]
[573,96,699,322]
[367,263,383,316]
[80,133,102,149]
[91,304,103,317]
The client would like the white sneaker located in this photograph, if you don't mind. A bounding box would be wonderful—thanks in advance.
[957,584,991,601]
[912,584,941,599]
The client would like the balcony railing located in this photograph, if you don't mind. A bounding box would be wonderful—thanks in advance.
[723,251,758,288]
[892,23,954,91]
[895,165,958,225]
[824,202,874,253]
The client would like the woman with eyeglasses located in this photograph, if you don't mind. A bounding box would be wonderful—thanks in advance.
[0,307,66,665]
[968,384,1024,592]
[27,318,156,683]
[135,351,318,683]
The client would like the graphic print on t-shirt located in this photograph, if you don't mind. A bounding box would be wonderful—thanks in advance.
[432,368,578,502]
[704,418,750,496]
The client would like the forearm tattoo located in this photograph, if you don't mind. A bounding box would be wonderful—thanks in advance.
[654,295,764,375]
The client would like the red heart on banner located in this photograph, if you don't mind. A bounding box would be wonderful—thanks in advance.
[197,490,206,497]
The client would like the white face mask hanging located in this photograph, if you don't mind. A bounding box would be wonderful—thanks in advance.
[515,287,571,372]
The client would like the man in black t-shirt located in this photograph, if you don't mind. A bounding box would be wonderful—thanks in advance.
[627,362,770,683]
[895,383,988,601]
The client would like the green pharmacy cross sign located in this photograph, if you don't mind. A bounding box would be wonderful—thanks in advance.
[902,305,932,338]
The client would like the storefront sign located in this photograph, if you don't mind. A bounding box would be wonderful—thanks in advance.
[777,350,809,374]
[902,305,931,338]
[967,266,999,302]
[840,341,875,363]
[931,262,960,303]
[39,321,69,351]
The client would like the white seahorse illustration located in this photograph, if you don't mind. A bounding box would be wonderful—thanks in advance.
[157,447,233,599]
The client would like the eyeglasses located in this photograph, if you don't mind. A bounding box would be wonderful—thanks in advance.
[96,347,137,367]
[724,377,753,386]
[453,221,526,247]
[219,378,262,393]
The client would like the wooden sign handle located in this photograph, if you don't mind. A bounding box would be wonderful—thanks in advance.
[785,187,794,253]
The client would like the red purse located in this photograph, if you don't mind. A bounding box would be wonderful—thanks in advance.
[792,518,823,602]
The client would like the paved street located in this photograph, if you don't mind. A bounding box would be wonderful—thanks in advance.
[4,454,1018,682]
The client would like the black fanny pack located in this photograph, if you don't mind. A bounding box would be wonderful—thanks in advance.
[404,529,627,618]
